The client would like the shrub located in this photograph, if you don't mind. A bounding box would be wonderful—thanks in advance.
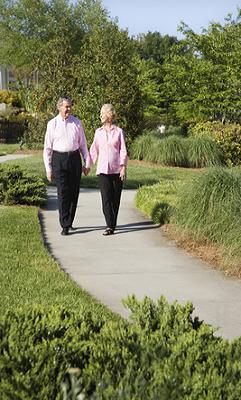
[174,166,241,259]
[189,121,241,166]
[23,112,52,149]
[0,164,46,205]
[0,89,21,107]
[1,297,241,399]
[0,113,28,143]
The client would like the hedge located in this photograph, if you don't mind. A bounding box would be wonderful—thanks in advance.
[1,297,241,399]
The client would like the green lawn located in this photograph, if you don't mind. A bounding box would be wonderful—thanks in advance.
[0,204,117,318]
[0,143,21,155]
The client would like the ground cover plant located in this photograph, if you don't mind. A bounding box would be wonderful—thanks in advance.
[1,296,241,399]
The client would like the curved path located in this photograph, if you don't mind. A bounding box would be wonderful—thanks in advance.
[41,186,241,340]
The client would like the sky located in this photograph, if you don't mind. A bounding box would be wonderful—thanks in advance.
[101,0,240,38]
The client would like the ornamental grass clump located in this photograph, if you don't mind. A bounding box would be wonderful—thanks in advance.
[186,135,223,168]
[129,133,157,161]
[156,135,187,166]
[174,167,241,259]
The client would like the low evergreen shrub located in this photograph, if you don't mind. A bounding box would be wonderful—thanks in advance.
[1,297,241,399]
[0,164,46,205]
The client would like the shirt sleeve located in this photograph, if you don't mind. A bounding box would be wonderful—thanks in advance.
[89,131,99,165]
[79,122,91,168]
[119,129,128,166]
[43,121,53,173]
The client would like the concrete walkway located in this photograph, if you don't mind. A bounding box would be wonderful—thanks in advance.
[0,154,33,163]
[41,186,241,341]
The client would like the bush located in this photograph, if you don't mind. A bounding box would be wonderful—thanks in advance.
[189,121,241,166]
[0,164,46,205]
[1,297,241,399]
[174,166,241,259]
[0,89,21,107]
[23,112,52,149]
[0,113,28,143]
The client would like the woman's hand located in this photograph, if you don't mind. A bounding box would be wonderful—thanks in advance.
[120,165,126,181]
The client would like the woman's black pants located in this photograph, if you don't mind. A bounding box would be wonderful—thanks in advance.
[52,150,82,228]
[99,173,123,230]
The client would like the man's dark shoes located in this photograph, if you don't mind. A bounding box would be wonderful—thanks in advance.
[102,228,114,236]
[61,227,69,236]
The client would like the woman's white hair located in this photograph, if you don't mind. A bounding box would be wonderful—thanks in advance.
[101,104,116,121]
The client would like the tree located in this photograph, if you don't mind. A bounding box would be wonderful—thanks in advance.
[135,31,178,65]
[72,21,143,146]
[161,10,241,124]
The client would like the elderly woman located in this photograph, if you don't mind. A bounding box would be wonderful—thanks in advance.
[90,104,128,236]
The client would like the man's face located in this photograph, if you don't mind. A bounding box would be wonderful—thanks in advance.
[59,100,72,119]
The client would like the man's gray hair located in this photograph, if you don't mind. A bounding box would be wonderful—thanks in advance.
[57,97,72,109]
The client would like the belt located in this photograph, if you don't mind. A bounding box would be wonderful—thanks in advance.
[53,149,79,156]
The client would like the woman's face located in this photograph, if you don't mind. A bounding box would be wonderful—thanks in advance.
[100,108,111,124]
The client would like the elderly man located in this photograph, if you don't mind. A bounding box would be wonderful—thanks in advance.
[43,97,90,235]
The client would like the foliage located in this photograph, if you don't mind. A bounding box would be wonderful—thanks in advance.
[0,0,109,113]
[72,21,143,147]
[0,114,28,143]
[135,32,179,65]
[174,167,241,263]
[189,121,241,166]
[0,89,21,106]
[23,112,51,149]
[130,131,222,167]
[135,180,177,224]
[187,135,223,167]
[161,12,241,125]
[135,56,163,129]
[0,164,46,205]
[1,297,241,399]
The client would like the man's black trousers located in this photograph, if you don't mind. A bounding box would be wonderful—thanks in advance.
[52,150,82,228]
[99,173,123,230]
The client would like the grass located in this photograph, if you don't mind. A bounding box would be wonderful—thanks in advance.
[0,205,117,318]
[0,143,21,155]
[130,133,223,168]
[4,154,198,190]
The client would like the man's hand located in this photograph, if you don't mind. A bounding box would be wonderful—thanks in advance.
[83,167,90,176]
[47,171,53,182]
